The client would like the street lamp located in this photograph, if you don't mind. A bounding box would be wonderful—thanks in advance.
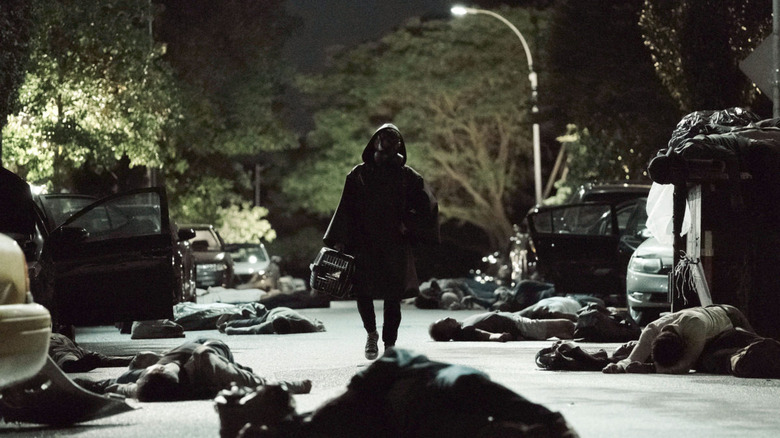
[451,5,543,205]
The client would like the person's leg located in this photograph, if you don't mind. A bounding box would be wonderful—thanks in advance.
[356,296,376,332]
[696,328,760,374]
[225,322,275,335]
[730,337,780,378]
[382,299,401,347]
[722,304,756,333]
[222,316,266,329]
[356,295,379,359]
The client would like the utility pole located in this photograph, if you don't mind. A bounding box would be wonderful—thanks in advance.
[774,0,780,117]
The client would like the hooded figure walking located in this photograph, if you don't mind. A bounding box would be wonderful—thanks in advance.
[324,124,439,360]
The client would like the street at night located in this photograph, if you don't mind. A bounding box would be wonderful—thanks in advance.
[2,301,779,438]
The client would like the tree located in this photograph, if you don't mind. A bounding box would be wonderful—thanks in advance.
[154,0,300,229]
[544,0,681,192]
[217,203,276,244]
[2,0,181,190]
[286,8,549,251]
[0,0,34,166]
[639,0,772,115]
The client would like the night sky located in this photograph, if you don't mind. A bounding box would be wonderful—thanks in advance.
[283,0,453,71]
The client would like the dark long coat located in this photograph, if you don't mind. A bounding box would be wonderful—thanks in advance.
[323,124,439,300]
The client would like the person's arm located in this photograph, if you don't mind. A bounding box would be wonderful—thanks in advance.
[461,294,494,310]
[105,382,138,398]
[603,323,661,373]
[473,328,512,342]
[456,326,510,342]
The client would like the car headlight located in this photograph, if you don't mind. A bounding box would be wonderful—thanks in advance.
[628,257,663,274]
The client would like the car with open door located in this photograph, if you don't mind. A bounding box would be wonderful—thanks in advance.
[38,188,193,327]
[511,182,651,284]
[525,197,650,306]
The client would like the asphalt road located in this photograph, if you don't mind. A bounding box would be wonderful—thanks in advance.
[2,301,780,437]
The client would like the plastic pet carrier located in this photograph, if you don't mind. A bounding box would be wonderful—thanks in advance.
[309,247,355,299]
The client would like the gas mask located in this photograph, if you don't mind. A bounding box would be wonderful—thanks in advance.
[373,133,403,167]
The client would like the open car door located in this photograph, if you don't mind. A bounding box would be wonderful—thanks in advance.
[45,188,175,326]
[527,202,626,299]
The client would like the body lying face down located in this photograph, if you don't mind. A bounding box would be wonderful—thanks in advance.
[429,312,575,342]
[229,348,579,438]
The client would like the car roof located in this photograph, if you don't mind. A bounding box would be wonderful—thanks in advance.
[568,182,651,204]
[226,242,265,247]
[179,223,214,230]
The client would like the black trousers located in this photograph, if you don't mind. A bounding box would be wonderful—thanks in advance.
[357,297,401,346]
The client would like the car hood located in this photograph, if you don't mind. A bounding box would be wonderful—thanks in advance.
[633,237,674,262]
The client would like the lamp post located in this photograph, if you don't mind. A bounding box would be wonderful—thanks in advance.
[451,6,543,205]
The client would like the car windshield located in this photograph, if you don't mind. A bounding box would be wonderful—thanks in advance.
[63,192,162,242]
[228,245,268,263]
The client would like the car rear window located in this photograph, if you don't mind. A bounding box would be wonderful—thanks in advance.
[192,229,221,250]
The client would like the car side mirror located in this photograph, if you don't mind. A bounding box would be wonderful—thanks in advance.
[178,228,196,241]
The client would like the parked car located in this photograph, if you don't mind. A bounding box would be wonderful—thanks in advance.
[31,193,197,306]
[181,224,234,289]
[0,233,51,390]
[626,236,673,326]
[1,175,195,328]
[512,182,652,284]
[226,242,271,285]
[525,197,651,306]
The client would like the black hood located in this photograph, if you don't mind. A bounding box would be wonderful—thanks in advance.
[361,123,407,166]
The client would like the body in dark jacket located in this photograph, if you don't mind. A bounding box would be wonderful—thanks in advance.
[324,124,438,353]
